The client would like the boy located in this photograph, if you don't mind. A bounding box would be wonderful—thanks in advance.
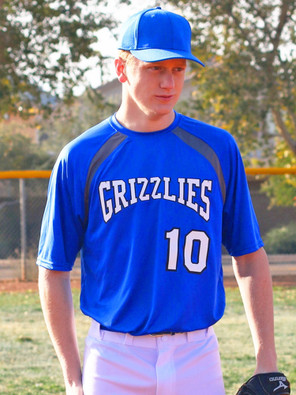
[37,7,289,395]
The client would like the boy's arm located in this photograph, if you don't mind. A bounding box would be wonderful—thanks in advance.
[38,267,83,395]
[232,247,278,373]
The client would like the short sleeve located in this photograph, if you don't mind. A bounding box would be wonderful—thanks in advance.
[36,149,84,271]
[222,141,263,256]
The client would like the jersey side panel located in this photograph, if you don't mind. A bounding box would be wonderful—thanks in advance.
[36,117,124,270]
[178,115,263,256]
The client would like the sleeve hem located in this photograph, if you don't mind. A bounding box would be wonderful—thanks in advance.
[36,258,72,272]
[229,241,264,258]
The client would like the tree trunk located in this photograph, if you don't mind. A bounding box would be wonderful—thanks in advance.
[272,109,296,156]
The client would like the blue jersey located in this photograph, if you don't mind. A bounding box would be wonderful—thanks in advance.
[37,112,263,335]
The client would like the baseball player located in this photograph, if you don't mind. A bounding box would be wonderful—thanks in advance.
[37,7,290,395]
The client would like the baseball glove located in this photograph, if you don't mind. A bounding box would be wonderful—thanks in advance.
[236,372,290,395]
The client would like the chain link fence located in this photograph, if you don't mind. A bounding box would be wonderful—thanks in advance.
[0,176,49,280]
[0,170,295,281]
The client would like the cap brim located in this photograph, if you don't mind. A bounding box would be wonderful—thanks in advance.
[130,48,205,67]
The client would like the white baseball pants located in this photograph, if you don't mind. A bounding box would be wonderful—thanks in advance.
[83,320,225,395]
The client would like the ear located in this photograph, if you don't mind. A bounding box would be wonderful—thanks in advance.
[115,58,127,83]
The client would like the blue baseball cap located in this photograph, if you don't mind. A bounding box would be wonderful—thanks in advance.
[118,7,205,66]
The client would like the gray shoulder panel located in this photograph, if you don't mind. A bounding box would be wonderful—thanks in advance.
[84,132,128,228]
[172,127,226,202]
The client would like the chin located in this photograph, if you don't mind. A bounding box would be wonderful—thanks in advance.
[154,105,175,116]
[146,110,175,123]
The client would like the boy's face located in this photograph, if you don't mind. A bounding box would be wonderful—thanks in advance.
[117,56,187,124]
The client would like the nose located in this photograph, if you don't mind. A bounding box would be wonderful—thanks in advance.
[160,70,175,90]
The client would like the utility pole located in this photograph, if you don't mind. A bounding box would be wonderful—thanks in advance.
[19,178,27,281]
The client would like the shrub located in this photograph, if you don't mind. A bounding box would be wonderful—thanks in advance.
[263,222,296,254]
[0,201,20,258]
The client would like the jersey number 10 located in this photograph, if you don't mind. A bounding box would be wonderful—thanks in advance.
[165,229,209,274]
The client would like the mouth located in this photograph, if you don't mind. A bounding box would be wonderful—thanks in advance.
[155,95,174,102]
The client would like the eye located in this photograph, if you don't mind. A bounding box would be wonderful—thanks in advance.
[149,65,162,71]
[174,67,186,72]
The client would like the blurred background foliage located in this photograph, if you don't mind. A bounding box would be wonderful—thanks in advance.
[0,0,295,207]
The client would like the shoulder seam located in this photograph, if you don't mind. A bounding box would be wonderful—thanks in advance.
[83,132,128,229]
[172,127,226,203]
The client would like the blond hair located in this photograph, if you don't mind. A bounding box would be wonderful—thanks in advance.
[118,50,137,65]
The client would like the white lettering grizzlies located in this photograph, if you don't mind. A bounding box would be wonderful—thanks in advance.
[99,177,212,223]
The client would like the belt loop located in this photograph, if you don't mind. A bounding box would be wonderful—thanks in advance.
[123,333,134,346]
[186,331,193,342]
[187,328,207,342]
[98,322,105,340]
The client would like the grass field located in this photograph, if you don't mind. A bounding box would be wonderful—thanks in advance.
[0,286,295,394]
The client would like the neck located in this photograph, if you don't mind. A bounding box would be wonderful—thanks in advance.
[116,106,175,132]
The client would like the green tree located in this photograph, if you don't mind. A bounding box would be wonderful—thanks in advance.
[164,0,296,204]
[38,88,117,158]
[0,0,116,116]
[0,129,54,170]
[165,0,296,156]
[261,143,296,206]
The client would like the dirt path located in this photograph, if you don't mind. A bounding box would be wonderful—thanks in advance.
[0,279,80,293]
[0,275,295,293]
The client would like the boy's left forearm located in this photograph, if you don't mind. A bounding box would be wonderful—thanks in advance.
[232,247,278,373]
